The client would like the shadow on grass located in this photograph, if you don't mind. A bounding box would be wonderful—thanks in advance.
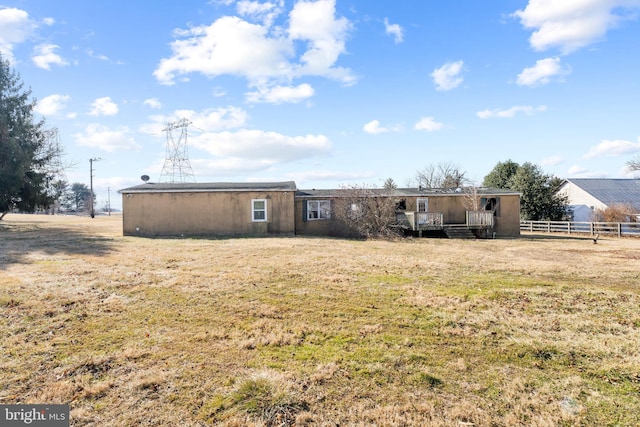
[0,222,115,269]
[519,232,606,242]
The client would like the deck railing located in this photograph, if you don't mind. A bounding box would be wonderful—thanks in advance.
[467,211,494,228]
[404,212,443,230]
[520,220,640,238]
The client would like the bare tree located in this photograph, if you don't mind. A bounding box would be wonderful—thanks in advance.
[331,184,402,239]
[592,203,638,222]
[463,185,482,211]
[415,162,468,189]
[627,157,640,172]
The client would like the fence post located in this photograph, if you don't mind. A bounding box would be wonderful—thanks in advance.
[590,222,594,236]
[568,222,571,234]
[618,223,622,238]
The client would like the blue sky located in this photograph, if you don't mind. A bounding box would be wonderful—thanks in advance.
[2,0,640,210]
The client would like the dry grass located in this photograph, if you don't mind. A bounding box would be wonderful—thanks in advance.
[1,213,639,426]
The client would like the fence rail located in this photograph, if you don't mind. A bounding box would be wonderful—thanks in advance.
[520,220,640,238]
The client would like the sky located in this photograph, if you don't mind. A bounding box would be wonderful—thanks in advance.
[2,0,640,210]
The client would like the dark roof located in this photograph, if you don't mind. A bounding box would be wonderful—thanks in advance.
[296,187,520,198]
[564,178,640,210]
[119,181,297,194]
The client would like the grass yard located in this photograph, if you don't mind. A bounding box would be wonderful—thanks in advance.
[1,214,639,426]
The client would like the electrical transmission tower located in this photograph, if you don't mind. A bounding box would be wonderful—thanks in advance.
[159,118,196,183]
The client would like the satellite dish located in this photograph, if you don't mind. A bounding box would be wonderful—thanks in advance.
[141,175,150,182]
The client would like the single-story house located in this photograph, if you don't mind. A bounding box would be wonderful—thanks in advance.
[294,187,521,238]
[118,181,521,238]
[118,181,297,237]
[557,178,640,221]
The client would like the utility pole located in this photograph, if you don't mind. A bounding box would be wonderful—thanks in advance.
[89,157,101,218]
[107,187,111,216]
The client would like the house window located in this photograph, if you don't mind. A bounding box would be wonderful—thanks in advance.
[348,202,364,220]
[395,199,407,210]
[417,198,428,212]
[307,200,331,220]
[481,197,500,217]
[252,199,267,222]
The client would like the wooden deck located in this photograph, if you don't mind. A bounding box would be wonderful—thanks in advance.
[401,211,494,233]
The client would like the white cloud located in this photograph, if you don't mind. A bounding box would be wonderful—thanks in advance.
[88,97,119,116]
[289,169,375,182]
[34,94,70,116]
[154,16,291,85]
[583,137,640,159]
[540,155,565,166]
[86,49,109,61]
[42,17,55,26]
[144,107,249,134]
[237,0,283,26]
[414,116,444,132]
[363,120,389,135]
[431,60,464,91]
[154,0,355,100]
[74,124,141,152]
[384,18,404,44]
[32,44,68,70]
[287,0,354,83]
[245,83,314,104]
[516,57,571,86]
[144,105,330,170]
[513,0,640,54]
[477,105,547,119]
[143,98,162,109]
[567,165,587,175]
[190,129,332,164]
[0,7,36,62]
[566,165,602,177]
[190,157,277,175]
[212,87,227,97]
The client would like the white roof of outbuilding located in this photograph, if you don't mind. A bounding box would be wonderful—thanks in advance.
[563,179,640,211]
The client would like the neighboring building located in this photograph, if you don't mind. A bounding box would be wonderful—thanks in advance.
[119,181,521,238]
[557,178,640,221]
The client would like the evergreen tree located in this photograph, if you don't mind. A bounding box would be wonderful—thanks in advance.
[70,183,94,212]
[0,55,58,219]
[383,178,397,189]
[482,159,519,189]
[483,160,568,221]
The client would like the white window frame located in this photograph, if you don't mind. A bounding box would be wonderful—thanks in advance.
[348,202,364,220]
[307,200,331,220]
[252,199,267,222]
[417,198,428,212]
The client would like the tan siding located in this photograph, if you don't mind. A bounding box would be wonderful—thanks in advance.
[122,191,294,236]
[294,193,521,237]
[294,199,335,236]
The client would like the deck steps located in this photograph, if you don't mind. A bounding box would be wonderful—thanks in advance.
[444,226,476,239]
